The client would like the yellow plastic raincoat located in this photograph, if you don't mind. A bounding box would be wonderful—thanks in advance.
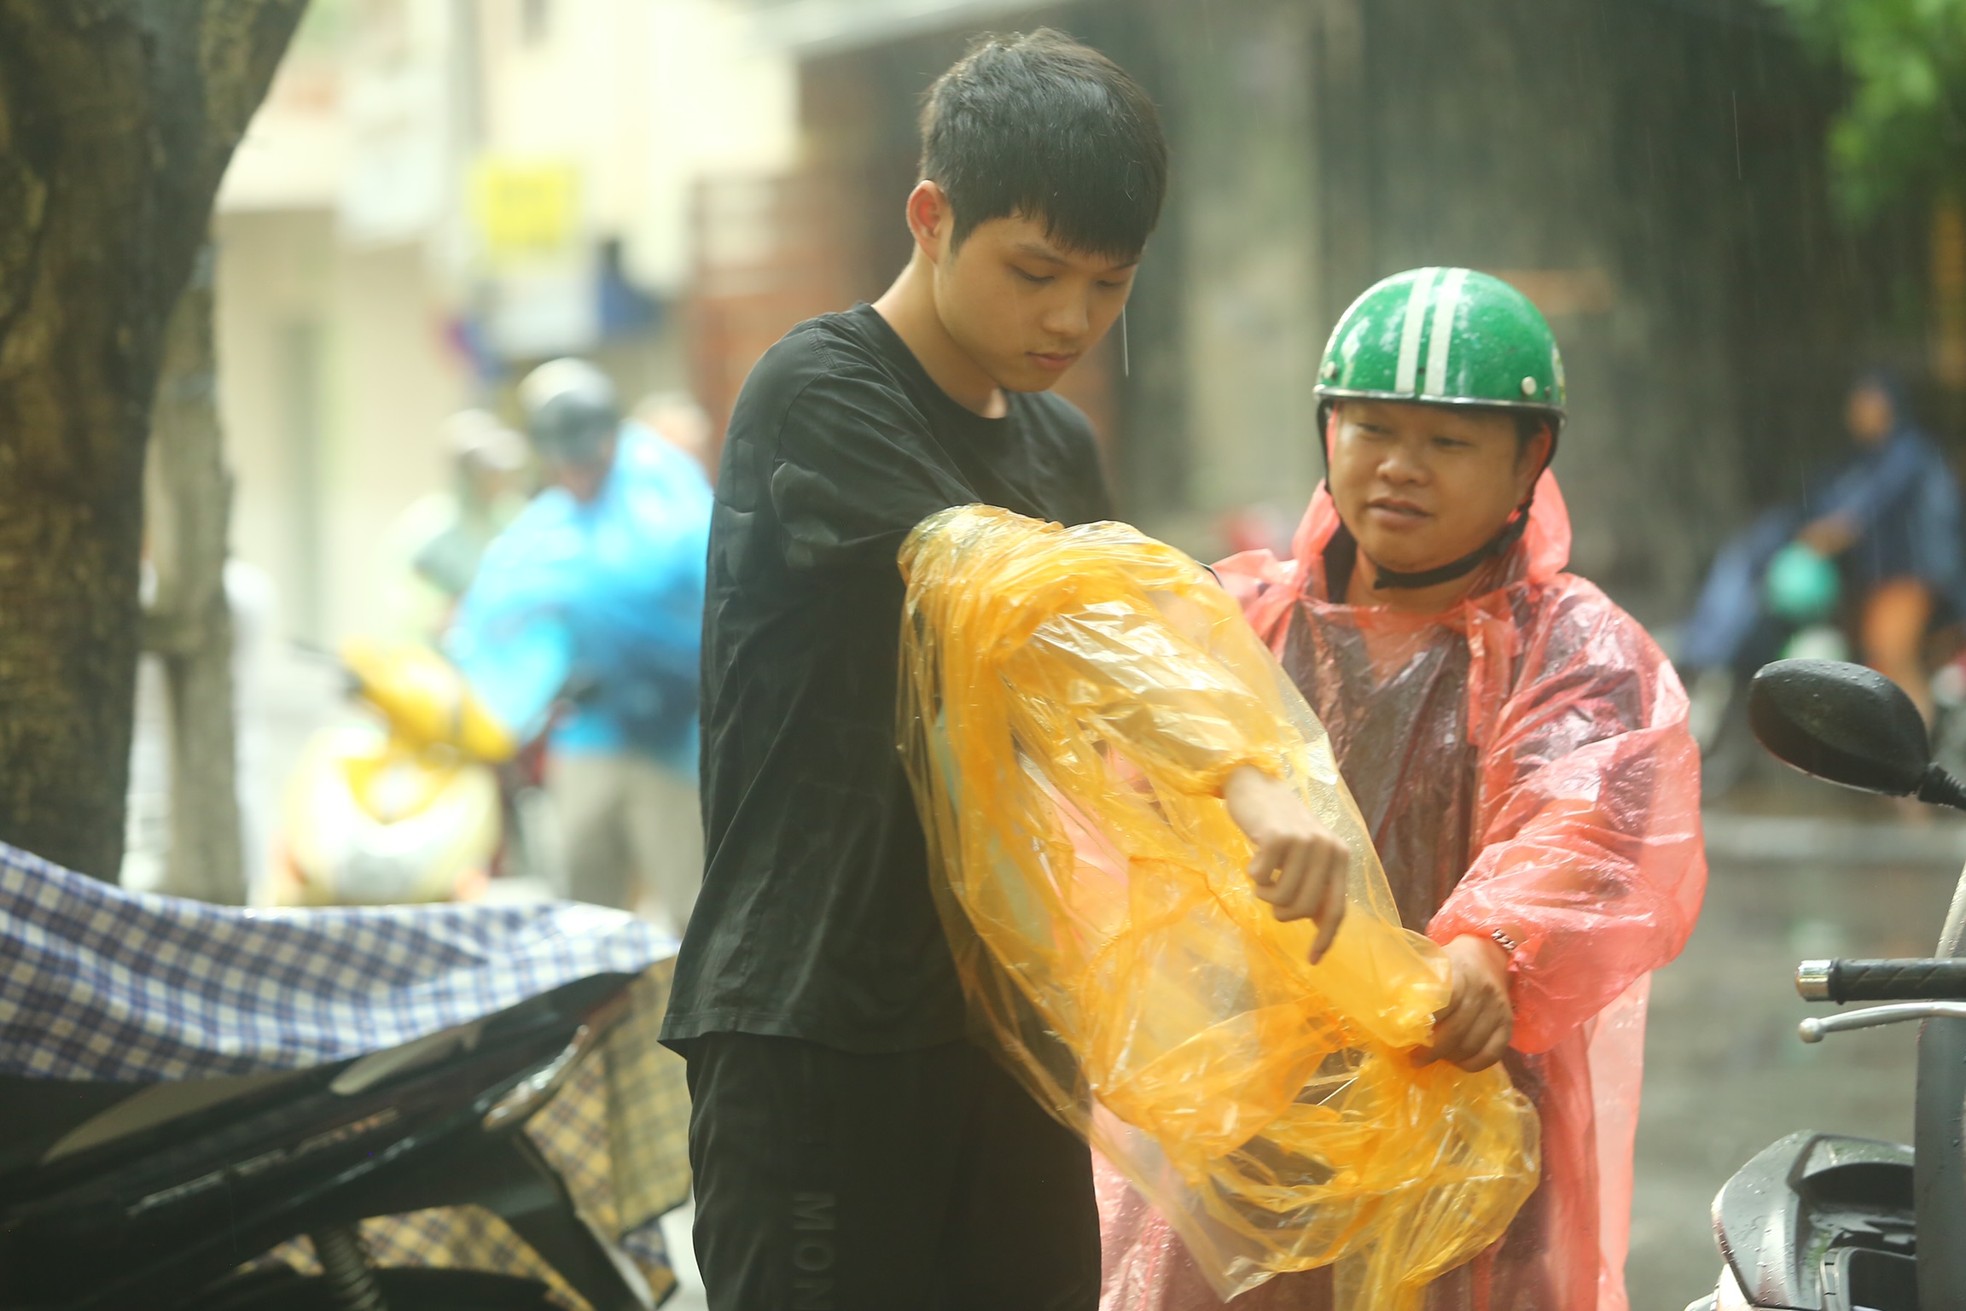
[897,505,1543,1310]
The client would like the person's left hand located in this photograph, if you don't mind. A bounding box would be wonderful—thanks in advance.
[1416,934,1514,1072]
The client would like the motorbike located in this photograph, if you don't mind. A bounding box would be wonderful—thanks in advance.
[0,969,660,1310]
[1687,545,1966,801]
[1686,543,1849,801]
[1687,658,1966,1311]
[271,638,550,907]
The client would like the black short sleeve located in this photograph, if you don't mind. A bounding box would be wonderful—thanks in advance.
[769,369,980,573]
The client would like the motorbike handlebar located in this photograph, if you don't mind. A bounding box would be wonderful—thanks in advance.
[1796,957,1966,1004]
[1799,1001,1966,1043]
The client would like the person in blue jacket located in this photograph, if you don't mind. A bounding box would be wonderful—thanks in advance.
[448,359,711,930]
[1680,369,1964,720]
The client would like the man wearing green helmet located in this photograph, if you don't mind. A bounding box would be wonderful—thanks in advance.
[1100,269,1709,1310]
[1312,266,1566,599]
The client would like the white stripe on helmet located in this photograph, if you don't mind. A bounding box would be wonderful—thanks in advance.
[1393,268,1439,394]
[1424,267,1471,397]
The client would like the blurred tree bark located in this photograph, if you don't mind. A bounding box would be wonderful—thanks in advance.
[0,0,307,880]
[143,244,247,903]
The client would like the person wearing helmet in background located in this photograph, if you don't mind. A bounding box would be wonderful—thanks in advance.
[380,409,529,644]
[446,358,711,932]
[1098,269,1709,1310]
[1679,369,1965,727]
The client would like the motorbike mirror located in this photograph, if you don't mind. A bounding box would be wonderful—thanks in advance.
[1747,659,1930,797]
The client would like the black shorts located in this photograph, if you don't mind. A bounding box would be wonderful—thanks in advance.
[683,1033,1099,1311]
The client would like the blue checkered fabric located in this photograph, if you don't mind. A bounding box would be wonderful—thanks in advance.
[0,840,692,1308]
[0,839,676,1080]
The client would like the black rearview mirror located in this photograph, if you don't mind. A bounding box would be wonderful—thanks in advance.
[1747,659,1930,797]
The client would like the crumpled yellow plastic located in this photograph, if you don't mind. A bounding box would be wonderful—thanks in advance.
[897,506,1540,1306]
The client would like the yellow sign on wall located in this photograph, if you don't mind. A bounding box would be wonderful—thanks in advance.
[470,158,581,264]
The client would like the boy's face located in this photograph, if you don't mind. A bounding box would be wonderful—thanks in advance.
[929,204,1139,394]
[1327,400,1548,575]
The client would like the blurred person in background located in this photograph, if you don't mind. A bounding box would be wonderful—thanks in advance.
[631,388,716,482]
[445,358,710,931]
[1102,269,1708,1310]
[1679,369,1965,726]
[380,409,529,644]
[1218,501,1293,557]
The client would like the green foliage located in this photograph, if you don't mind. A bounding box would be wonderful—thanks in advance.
[1766,0,1966,218]
[291,0,346,53]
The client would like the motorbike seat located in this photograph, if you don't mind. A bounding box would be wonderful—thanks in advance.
[0,971,638,1189]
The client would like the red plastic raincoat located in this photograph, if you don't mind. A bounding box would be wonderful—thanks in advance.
[1098,474,1707,1311]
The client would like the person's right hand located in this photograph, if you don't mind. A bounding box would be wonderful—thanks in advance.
[1797,514,1857,557]
[1222,765,1350,963]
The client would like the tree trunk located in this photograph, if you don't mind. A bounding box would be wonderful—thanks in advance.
[1933,197,1966,438]
[144,243,246,903]
[0,0,306,878]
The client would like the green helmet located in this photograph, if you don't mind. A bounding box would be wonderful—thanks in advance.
[1316,267,1566,432]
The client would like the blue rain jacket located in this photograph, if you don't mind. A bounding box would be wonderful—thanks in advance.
[449,425,711,773]
[1810,422,1963,598]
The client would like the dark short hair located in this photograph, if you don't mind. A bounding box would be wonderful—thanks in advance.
[918,29,1168,260]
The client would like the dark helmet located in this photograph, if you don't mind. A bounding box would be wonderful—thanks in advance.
[518,358,619,465]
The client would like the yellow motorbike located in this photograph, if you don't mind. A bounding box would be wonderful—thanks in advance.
[271,638,520,906]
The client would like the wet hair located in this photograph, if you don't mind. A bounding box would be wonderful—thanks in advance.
[918,29,1168,260]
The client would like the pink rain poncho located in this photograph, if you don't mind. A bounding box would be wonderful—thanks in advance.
[1099,474,1708,1311]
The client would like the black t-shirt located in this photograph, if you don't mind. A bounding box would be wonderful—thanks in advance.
[661,304,1113,1053]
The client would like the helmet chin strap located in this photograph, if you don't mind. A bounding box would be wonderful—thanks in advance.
[1362,504,1531,591]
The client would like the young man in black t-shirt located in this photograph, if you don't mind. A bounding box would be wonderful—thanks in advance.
[663,30,1351,1310]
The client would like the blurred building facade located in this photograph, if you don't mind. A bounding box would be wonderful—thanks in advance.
[214,0,793,643]
[214,0,1952,642]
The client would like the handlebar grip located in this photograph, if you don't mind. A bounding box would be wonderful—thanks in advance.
[1797,958,1966,1003]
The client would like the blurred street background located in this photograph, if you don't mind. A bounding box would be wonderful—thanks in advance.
[193,0,1966,648]
[40,1,1966,1306]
